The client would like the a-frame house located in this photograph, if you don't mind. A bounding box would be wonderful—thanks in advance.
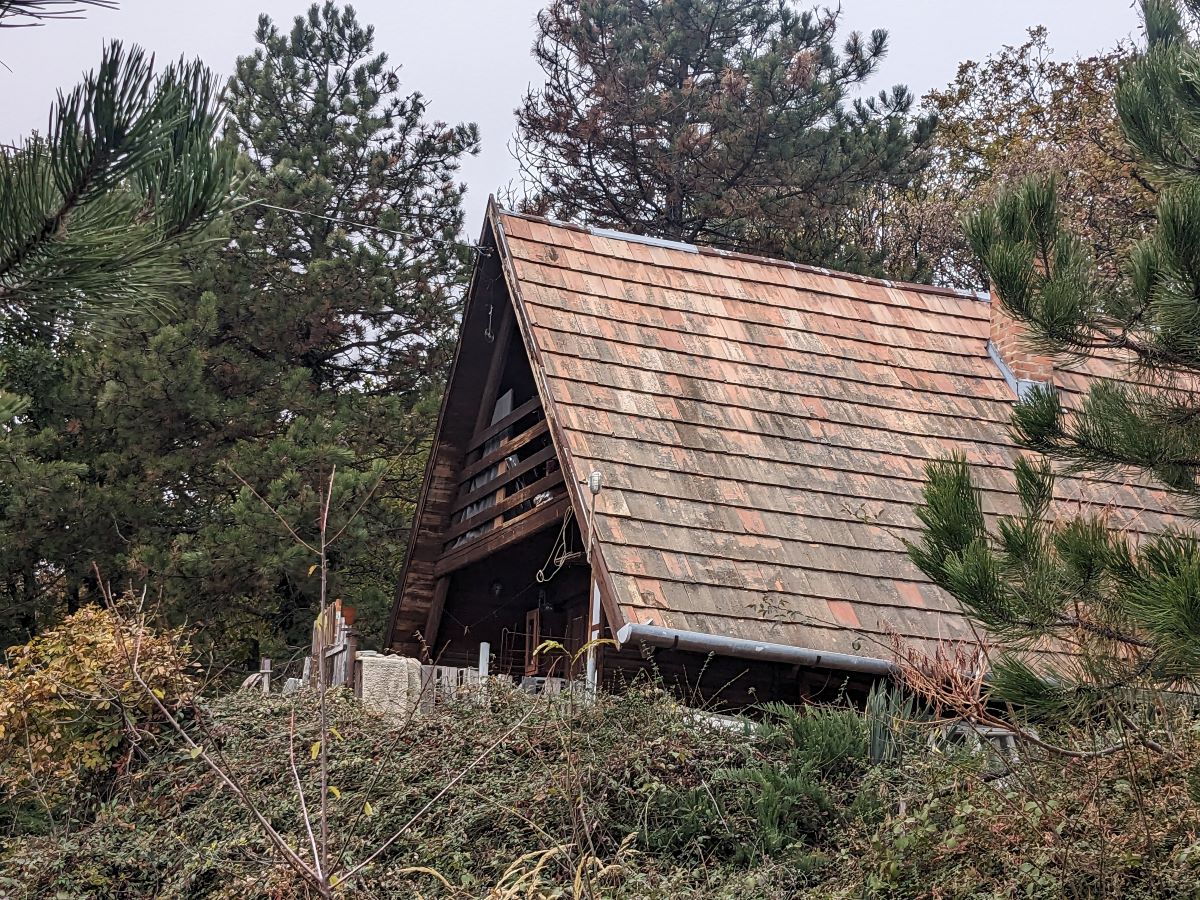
[387,199,1186,705]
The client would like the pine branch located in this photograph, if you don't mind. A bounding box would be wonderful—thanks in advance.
[0,0,116,27]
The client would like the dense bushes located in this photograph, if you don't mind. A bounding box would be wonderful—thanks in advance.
[0,605,193,834]
[0,686,796,897]
[0,683,876,898]
[2,664,1199,898]
[832,731,1200,899]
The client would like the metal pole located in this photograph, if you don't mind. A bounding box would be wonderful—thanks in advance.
[585,578,602,694]
[479,641,490,680]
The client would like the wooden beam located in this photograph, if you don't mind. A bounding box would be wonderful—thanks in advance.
[472,304,516,437]
[444,471,565,543]
[434,497,570,577]
[424,576,450,655]
[459,420,550,483]
[468,396,541,453]
[452,444,557,515]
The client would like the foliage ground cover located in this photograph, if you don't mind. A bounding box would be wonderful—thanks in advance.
[3,661,1200,899]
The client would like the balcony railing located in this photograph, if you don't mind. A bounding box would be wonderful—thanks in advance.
[442,396,565,558]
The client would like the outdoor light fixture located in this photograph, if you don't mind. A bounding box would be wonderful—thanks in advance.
[587,470,603,495]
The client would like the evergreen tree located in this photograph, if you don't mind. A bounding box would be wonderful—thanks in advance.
[0,2,476,661]
[515,0,934,271]
[0,42,233,418]
[224,1,477,395]
[908,0,1200,717]
[0,0,114,29]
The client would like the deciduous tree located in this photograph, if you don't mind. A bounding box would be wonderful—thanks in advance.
[883,28,1154,288]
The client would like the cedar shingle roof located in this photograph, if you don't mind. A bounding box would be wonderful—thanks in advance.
[490,207,1188,665]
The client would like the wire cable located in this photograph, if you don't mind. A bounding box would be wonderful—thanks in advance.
[247,199,491,256]
[536,507,576,584]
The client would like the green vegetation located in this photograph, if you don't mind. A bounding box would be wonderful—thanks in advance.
[909,0,1200,721]
[3,1,1200,897]
[2,655,1197,899]
[0,41,233,420]
[0,2,475,659]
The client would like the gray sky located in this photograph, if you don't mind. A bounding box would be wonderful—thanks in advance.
[2,0,1142,236]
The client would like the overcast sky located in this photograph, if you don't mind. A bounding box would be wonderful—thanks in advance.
[2,0,1143,236]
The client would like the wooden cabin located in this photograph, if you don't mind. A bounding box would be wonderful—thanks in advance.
[386,199,1185,707]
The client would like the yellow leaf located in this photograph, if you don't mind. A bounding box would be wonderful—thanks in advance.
[308,564,318,577]
[310,741,321,760]
[189,746,202,759]
[363,801,374,818]
[151,688,165,700]
[329,727,343,741]
[328,785,341,800]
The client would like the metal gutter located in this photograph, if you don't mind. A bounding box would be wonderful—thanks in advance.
[615,623,897,677]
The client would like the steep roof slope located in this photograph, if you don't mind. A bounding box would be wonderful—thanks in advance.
[493,207,1188,663]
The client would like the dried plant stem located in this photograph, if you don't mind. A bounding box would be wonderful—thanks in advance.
[95,568,324,893]
[336,705,537,888]
[289,709,323,880]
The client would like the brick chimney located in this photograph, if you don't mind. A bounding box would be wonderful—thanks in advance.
[987,285,1052,396]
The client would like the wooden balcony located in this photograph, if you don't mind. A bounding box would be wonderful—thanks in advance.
[435,395,567,575]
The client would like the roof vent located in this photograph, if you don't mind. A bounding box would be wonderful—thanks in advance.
[987,286,1051,398]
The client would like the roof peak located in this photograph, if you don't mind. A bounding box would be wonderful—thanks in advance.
[493,206,989,304]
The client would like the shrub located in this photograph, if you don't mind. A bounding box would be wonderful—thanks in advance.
[0,604,194,833]
[823,714,1200,900]
[714,702,875,862]
[0,683,836,898]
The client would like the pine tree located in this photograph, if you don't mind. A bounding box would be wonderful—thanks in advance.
[0,2,476,660]
[224,1,477,395]
[0,0,114,29]
[907,0,1200,717]
[0,42,233,418]
[515,0,934,271]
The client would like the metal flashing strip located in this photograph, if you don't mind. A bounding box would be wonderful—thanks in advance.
[615,622,896,677]
[986,339,1043,400]
[586,226,700,254]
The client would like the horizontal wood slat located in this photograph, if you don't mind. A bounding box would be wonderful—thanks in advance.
[435,496,571,577]
[452,444,558,515]
[469,396,542,453]
[460,419,550,483]
[444,470,565,543]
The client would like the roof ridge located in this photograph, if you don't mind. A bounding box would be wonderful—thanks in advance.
[495,206,990,305]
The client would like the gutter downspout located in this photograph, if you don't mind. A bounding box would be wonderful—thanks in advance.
[615,623,897,677]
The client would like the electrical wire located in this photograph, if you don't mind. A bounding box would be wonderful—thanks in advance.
[246,199,491,256]
[536,507,576,584]
[441,507,579,635]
